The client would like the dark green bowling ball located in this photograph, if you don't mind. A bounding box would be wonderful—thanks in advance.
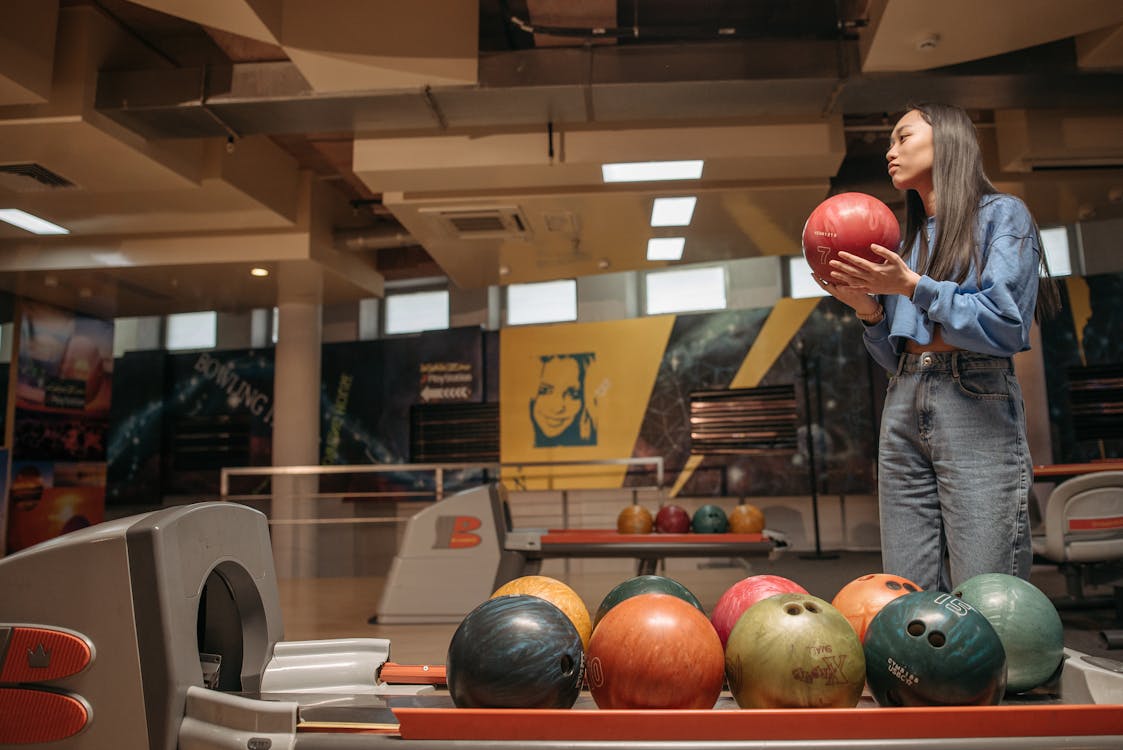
[953,573,1064,694]
[691,504,729,533]
[593,575,704,629]
[446,595,584,708]
[864,590,1006,706]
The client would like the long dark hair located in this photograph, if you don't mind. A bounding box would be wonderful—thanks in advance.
[900,102,1058,320]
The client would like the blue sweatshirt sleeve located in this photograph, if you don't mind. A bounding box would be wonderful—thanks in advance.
[861,311,899,373]
[908,197,1040,357]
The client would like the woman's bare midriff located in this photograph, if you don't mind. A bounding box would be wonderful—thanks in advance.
[904,327,960,353]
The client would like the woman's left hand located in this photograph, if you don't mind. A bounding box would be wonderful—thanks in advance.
[829,245,920,298]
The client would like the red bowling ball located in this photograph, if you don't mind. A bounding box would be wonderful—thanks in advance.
[802,192,900,285]
[710,574,808,648]
[654,504,691,533]
[586,593,724,709]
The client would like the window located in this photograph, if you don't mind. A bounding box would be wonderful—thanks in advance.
[645,266,727,315]
[507,279,577,325]
[385,290,449,335]
[786,255,830,299]
[1040,226,1072,278]
[166,311,216,350]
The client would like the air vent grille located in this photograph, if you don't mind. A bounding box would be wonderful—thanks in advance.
[420,205,531,239]
[0,163,77,191]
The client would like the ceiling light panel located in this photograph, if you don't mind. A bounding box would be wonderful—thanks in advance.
[602,160,704,183]
[0,208,69,235]
[651,196,697,227]
[647,237,685,261]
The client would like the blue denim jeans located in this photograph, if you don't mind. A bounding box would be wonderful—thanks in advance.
[878,350,1033,592]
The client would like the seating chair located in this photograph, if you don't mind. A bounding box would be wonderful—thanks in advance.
[1032,470,1123,606]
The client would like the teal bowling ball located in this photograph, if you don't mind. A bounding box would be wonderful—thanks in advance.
[953,573,1064,694]
[446,595,585,708]
[593,575,704,629]
[864,590,1006,706]
[691,504,729,533]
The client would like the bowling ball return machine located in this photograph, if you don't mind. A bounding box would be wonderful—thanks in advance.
[375,482,784,623]
[0,501,433,749]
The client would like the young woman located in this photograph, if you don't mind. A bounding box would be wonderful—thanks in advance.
[820,102,1057,591]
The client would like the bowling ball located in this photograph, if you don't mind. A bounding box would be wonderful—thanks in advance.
[616,504,653,534]
[446,595,584,709]
[831,573,922,642]
[593,575,704,629]
[727,504,765,534]
[491,575,593,649]
[864,590,1006,707]
[710,574,808,648]
[953,573,1064,694]
[654,504,691,533]
[587,593,724,709]
[725,593,865,708]
[691,504,729,533]
[802,192,900,285]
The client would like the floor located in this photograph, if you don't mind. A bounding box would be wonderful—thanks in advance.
[276,550,1123,667]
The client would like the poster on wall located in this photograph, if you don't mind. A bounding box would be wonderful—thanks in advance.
[500,316,676,489]
[6,300,113,553]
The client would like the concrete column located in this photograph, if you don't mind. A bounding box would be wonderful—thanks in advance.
[270,263,323,578]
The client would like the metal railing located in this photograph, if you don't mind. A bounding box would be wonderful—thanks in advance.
[218,457,665,528]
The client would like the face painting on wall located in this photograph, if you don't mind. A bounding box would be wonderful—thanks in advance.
[530,353,599,447]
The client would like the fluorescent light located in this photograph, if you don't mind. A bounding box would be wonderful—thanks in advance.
[0,208,69,235]
[602,160,704,183]
[651,196,697,227]
[647,237,685,261]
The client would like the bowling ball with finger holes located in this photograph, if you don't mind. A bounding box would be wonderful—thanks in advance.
[831,573,922,642]
[593,575,704,629]
[863,590,1006,707]
[446,595,585,709]
[710,574,808,648]
[727,503,765,534]
[952,573,1064,694]
[616,504,654,534]
[725,593,866,708]
[802,192,900,285]
[587,593,725,709]
[654,504,691,533]
[491,575,593,650]
[691,504,729,533]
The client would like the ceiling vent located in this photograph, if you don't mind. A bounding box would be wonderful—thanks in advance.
[0,163,78,192]
[419,205,532,239]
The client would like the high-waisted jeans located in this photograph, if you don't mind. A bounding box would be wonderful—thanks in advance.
[878,350,1033,592]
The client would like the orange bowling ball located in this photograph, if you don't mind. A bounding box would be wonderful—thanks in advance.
[831,573,922,642]
[616,505,654,534]
[728,504,765,534]
[492,575,593,649]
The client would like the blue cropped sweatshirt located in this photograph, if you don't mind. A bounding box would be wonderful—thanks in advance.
[862,193,1043,373]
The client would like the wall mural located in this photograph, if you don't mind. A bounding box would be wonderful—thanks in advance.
[106,283,1107,507]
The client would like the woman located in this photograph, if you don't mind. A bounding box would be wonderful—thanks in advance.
[820,102,1057,591]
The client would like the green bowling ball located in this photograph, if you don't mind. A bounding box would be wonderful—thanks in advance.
[691,504,729,533]
[953,573,1064,694]
[593,575,704,629]
[864,590,1007,706]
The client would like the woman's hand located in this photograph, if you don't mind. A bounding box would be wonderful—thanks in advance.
[829,245,920,298]
[814,272,879,314]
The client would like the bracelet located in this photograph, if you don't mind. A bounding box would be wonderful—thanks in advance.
[855,304,884,324]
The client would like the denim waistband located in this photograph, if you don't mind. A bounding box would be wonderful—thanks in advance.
[896,350,1014,376]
